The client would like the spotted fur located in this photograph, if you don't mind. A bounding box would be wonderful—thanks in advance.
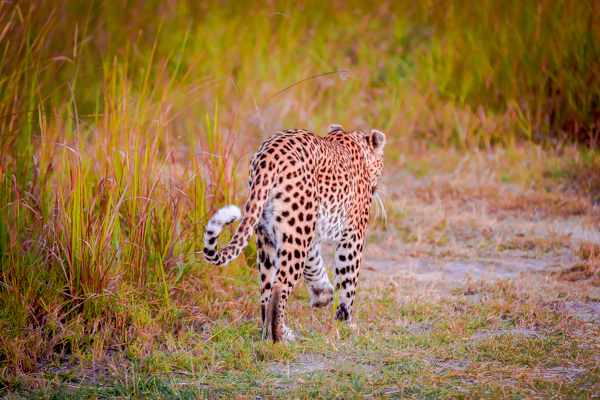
[203,125,386,342]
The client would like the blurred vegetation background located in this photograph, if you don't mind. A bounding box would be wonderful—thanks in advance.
[0,0,599,373]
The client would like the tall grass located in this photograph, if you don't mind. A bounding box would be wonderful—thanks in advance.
[0,0,598,373]
[0,1,245,371]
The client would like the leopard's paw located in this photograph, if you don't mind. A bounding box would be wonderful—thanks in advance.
[309,284,334,308]
[282,324,296,343]
[334,303,352,321]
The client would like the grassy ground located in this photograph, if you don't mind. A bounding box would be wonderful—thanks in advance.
[3,147,599,399]
[1,0,600,398]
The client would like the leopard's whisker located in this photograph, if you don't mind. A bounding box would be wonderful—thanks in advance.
[377,192,387,227]
[375,193,381,219]
[372,191,385,228]
[377,193,388,229]
[378,184,392,202]
[377,184,394,215]
[380,199,386,226]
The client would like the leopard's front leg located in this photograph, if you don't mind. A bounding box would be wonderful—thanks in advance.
[303,237,334,308]
[333,238,363,321]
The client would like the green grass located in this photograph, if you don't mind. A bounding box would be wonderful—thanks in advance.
[1,0,600,397]
[4,274,598,398]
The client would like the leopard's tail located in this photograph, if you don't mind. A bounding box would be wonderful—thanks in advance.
[203,169,276,266]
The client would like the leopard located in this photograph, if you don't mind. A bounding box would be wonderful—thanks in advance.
[203,124,386,342]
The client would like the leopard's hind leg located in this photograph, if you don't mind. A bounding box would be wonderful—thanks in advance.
[303,237,334,308]
[265,195,317,341]
[266,235,312,342]
[255,223,277,340]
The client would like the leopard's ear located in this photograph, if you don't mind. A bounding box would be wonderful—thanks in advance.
[369,129,386,155]
[328,124,344,134]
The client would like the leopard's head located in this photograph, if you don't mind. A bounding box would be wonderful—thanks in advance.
[364,129,386,194]
[326,125,386,194]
